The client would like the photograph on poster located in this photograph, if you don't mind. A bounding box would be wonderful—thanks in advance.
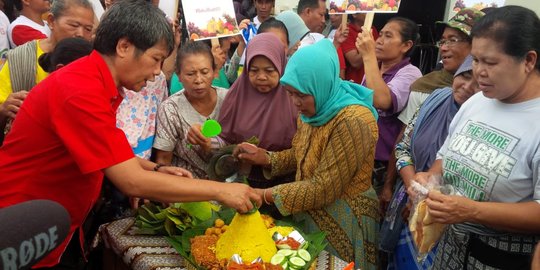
[329,0,401,13]
[452,0,505,12]
[182,0,240,41]
[275,0,299,13]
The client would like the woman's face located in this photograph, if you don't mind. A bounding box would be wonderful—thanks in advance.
[452,71,479,105]
[49,5,94,42]
[179,53,215,99]
[248,55,280,93]
[471,37,535,103]
[284,85,315,117]
[439,27,471,74]
[375,21,412,62]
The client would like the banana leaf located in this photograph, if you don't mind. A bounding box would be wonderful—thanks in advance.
[178,202,221,222]
[165,208,327,270]
[274,219,328,270]
[166,235,206,270]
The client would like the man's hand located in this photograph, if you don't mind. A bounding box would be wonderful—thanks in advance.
[0,91,28,119]
[215,183,262,214]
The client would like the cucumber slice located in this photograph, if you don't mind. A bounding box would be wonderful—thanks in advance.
[270,254,286,265]
[289,250,297,257]
[281,262,288,270]
[297,249,311,262]
[300,241,310,250]
[289,257,306,268]
[276,243,292,249]
[277,249,295,257]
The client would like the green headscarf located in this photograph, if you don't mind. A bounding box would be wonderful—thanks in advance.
[280,40,378,126]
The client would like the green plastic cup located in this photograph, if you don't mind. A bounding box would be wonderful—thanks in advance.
[201,119,222,138]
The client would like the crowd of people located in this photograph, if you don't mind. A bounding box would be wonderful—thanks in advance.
[0,0,539,269]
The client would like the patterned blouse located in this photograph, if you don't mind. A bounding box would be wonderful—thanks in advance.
[268,105,381,270]
[153,87,227,179]
[116,73,168,160]
[395,107,420,171]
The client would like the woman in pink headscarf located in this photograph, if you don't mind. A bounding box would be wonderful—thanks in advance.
[188,33,298,189]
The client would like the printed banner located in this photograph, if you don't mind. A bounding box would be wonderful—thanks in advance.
[328,0,348,14]
[182,0,240,41]
[275,0,299,14]
[446,0,505,19]
[342,0,401,13]
[452,0,505,12]
[158,0,180,21]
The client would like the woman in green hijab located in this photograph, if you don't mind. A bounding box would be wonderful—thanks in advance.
[235,40,380,269]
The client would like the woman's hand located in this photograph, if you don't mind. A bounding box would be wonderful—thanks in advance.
[0,91,28,119]
[186,124,212,152]
[355,26,376,56]
[333,24,349,47]
[425,191,478,224]
[233,142,270,166]
[379,182,394,216]
[172,18,182,48]
[212,45,227,70]
[406,175,429,199]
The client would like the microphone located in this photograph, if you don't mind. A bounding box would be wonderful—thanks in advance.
[0,200,71,270]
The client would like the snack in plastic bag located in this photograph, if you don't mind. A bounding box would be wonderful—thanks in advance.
[408,175,452,262]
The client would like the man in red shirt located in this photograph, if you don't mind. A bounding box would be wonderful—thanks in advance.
[341,13,379,83]
[0,1,260,268]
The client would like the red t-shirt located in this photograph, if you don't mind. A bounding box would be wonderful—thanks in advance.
[0,51,134,267]
[11,25,47,46]
[341,23,379,83]
[337,46,346,70]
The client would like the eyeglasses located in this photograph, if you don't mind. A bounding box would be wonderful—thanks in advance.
[436,38,468,47]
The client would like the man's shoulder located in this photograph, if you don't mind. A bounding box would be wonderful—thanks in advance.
[42,57,105,96]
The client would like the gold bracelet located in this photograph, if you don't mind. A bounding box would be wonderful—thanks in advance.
[265,151,272,167]
[263,189,272,205]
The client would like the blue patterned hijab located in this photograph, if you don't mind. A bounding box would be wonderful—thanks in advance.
[279,39,377,126]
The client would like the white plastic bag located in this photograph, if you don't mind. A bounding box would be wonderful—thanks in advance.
[408,175,451,262]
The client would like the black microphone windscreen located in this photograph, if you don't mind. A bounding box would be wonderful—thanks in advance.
[0,200,71,270]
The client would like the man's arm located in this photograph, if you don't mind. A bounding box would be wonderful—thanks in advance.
[104,157,261,213]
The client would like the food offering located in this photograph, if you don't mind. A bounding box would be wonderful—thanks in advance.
[166,209,326,270]
[451,0,504,13]
[182,0,241,41]
[328,0,347,14]
[346,0,401,13]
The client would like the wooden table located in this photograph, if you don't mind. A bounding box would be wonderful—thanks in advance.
[100,217,349,270]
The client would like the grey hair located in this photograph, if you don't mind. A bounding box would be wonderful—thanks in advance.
[50,0,94,18]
